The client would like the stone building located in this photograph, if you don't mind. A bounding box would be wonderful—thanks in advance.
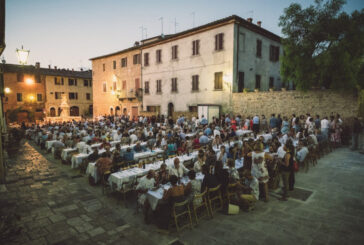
[2,62,92,122]
[90,47,142,119]
[42,65,92,118]
[90,15,282,120]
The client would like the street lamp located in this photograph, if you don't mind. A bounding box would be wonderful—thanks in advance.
[16,45,30,65]
[4,87,10,94]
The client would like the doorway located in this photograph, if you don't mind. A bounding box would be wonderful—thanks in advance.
[168,103,174,118]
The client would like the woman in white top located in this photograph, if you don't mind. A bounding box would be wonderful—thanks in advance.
[248,141,273,202]
[216,145,227,164]
[185,170,202,206]
[193,152,205,172]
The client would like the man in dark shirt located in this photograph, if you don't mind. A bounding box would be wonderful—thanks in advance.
[201,165,218,192]
[88,148,99,162]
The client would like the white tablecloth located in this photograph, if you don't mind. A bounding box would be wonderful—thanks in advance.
[46,140,58,150]
[86,162,99,183]
[235,130,253,137]
[147,173,205,211]
[61,148,77,161]
[108,152,198,191]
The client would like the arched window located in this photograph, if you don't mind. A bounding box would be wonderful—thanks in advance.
[115,106,121,116]
[110,107,114,115]
[50,107,56,117]
[70,106,79,116]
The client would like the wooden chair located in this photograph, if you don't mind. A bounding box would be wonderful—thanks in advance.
[226,183,238,204]
[192,190,210,224]
[171,199,193,232]
[207,184,223,217]
[101,170,111,195]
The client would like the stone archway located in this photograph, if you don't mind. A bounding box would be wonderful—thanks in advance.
[168,103,174,118]
[50,107,56,117]
[70,106,79,116]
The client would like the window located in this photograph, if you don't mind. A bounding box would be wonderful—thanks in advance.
[171,78,178,92]
[144,81,150,94]
[83,79,88,87]
[103,82,107,92]
[86,93,91,100]
[192,40,200,55]
[172,45,178,60]
[103,63,105,71]
[269,77,274,89]
[16,93,22,102]
[189,106,197,113]
[133,54,141,64]
[68,78,77,86]
[144,53,149,66]
[269,45,280,62]
[113,81,117,91]
[256,39,262,57]
[121,58,127,67]
[61,77,64,85]
[69,92,78,100]
[238,72,244,92]
[214,72,223,90]
[113,60,116,69]
[17,72,23,82]
[156,80,162,93]
[215,33,224,51]
[255,75,261,90]
[55,92,62,99]
[90,80,92,87]
[156,49,162,63]
[122,80,126,90]
[135,78,140,90]
[239,33,246,52]
[37,94,42,102]
[54,77,62,85]
[192,75,199,91]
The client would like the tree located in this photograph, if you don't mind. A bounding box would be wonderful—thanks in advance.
[279,0,364,91]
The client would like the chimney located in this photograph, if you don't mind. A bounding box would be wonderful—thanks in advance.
[257,21,262,27]
[80,68,83,71]
[48,65,51,69]
[247,18,253,23]
[54,66,57,70]
[35,62,40,69]
[134,41,140,46]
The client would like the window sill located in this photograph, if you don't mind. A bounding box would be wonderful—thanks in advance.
[171,91,178,94]
[213,89,223,91]
[214,49,224,53]
[191,90,200,93]
[156,92,162,95]
[191,54,200,57]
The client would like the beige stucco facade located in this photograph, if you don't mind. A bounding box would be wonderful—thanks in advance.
[45,74,92,117]
[91,49,142,119]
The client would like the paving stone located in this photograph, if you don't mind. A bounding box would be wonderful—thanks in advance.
[49,214,66,223]
[87,227,105,237]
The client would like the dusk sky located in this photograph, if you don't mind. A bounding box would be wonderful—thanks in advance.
[2,0,363,70]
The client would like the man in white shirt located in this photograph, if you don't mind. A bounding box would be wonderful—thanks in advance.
[277,145,287,159]
[129,133,138,144]
[321,117,330,140]
[168,158,189,178]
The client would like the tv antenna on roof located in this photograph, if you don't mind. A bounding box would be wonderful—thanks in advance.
[139,25,147,40]
[191,12,195,28]
[159,17,164,35]
[174,18,179,33]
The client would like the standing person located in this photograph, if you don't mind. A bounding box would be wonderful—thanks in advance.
[269,114,278,132]
[136,170,156,223]
[260,115,268,133]
[252,115,260,135]
[315,115,321,129]
[279,140,294,201]
[330,116,341,148]
[248,142,273,202]
[321,116,330,140]
[351,117,362,151]
[281,116,290,135]
[277,114,283,130]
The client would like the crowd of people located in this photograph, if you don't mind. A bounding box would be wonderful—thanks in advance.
[24,112,362,231]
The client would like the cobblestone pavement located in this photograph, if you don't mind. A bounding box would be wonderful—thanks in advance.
[1,141,364,245]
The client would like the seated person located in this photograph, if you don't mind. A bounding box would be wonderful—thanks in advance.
[199,133,209,145]
[227,158,239,182]
[95,152,112,177]
[193,135,200,149]
[157,175,186,230]
[53,139,65,159]
[134,142,144,153]
[123,148,135,163]
[166,140,177,156]
[239,170,259,211]
[168,158,189,178]
[157,163,169,185]
[201,165,219,192]
[112,143,123,164]
[193,151,205,172]
[214,161,229,195]
[136,170,156,224]
[88,148,99,162]
[184,170,202,206]
[216,145,227,164]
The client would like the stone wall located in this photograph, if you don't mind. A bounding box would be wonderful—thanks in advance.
[232,90,358,118]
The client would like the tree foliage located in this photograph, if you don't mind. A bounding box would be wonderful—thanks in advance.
[279,0,364,91]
